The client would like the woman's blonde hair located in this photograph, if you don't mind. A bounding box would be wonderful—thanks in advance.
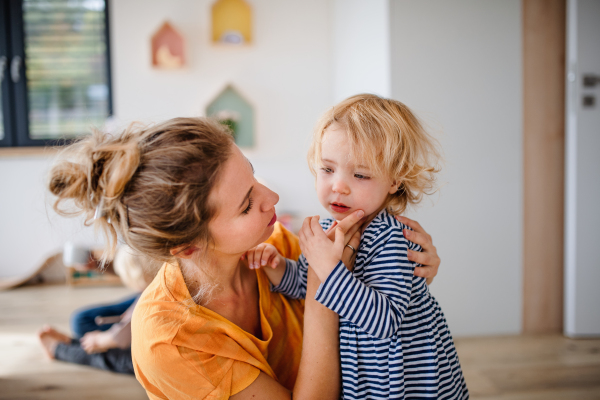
[307,94,441,215]
[49,117,234,265]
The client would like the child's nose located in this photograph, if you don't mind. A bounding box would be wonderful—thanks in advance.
[332,178,350,194]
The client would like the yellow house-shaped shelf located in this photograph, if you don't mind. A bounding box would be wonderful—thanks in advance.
[211,0,252,45]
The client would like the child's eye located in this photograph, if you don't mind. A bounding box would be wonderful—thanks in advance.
[354,173,370,180]
[242,198,253,214]
[321,167,333,173]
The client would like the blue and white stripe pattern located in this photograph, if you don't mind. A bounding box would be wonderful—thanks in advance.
[273,209,469,399]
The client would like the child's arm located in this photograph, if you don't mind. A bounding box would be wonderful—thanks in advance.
[302,218,416,339]
[244,243,309,299]
[244,243,287,285]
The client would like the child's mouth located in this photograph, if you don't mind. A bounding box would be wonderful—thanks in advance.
[330,202,351,213]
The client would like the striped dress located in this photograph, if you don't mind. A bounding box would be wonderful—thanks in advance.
[273,209,469,399]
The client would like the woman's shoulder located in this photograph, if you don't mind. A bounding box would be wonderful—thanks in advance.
[132,263,188,344]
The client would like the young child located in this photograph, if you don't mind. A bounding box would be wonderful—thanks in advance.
[247,94,469,399]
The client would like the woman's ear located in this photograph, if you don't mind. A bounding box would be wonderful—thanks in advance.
[169,244,199,259]
[389,180,402,195]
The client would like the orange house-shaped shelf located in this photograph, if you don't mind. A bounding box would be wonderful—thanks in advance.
[151,22,186,69]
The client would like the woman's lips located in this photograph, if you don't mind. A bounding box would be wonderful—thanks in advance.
[330,203,351,213]
[268,212,277,227]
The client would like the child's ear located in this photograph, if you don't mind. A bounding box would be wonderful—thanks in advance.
[389,180,401,194]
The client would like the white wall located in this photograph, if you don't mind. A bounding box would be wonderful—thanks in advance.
[390,0,523,335]
[110,0,331,223]
[0,0,331,279]
[0,0,524,337]
[0,155,100,279]
[332,0,391,101]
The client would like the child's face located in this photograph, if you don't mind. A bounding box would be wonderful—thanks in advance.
[316,122,399,221]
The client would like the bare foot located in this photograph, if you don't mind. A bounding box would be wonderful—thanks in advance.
[38,325,71,359]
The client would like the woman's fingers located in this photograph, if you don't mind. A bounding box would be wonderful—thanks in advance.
[395,216,441,282]
[403,228,433,251]
[414,265,438,279]
[343,222,361,243]
[348,230,360,249]
[408,248,435,267]
[341,230,361,271]
[395,215,426,234]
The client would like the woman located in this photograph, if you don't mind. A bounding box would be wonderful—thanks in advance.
[48,117,440,399]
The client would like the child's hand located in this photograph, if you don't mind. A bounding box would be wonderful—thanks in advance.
[299,216,345,282]
[323,210,365,272]
[243,243,284,270]
[80,330,117,354]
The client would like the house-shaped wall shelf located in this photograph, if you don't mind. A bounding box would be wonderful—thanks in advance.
[211,0,252,45]
[206,85,254,147]
[151,22,186,69]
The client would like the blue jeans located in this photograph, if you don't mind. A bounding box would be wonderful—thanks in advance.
[70,294,139,338]
[54,293,141,375]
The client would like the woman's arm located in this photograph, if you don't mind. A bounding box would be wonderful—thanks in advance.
[231,269,340,400]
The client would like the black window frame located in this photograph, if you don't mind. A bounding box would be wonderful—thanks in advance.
[0,0,113,148]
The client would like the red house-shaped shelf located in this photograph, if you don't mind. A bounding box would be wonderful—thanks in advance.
[151,22,186,69]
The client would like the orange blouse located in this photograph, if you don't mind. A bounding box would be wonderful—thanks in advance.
[132,222,304,399]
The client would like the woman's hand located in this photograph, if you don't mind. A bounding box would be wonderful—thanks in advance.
[395,216,440,284]
[341,230,361,272]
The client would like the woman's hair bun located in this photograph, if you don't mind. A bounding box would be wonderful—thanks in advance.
[49,117,233,270]
[48,128,142,266]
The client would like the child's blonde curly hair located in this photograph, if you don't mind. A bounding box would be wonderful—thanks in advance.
[307,94,441,215]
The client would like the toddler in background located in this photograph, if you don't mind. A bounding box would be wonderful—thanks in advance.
[247,94,468,399]
[39,245,157,374]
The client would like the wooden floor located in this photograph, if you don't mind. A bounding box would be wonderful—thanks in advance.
[1,284,599,400]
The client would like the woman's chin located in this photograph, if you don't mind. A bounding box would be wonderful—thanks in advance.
[259,224,276,243]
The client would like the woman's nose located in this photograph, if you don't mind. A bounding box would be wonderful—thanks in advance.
[260,185,279,211]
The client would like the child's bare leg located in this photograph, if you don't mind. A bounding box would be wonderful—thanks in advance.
[38,325,71,359]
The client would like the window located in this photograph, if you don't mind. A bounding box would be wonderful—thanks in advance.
[0,0,112,147]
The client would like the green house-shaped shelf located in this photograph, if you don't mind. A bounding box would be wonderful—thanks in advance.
[206,85,254,147]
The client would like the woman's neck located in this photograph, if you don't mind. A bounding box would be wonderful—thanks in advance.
[179,250,262,337]
[179,250,249,305]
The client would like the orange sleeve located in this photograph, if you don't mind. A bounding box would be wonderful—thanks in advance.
[134,341,260,399]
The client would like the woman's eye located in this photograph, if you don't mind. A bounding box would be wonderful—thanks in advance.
[321,167,333,173]
[355,173,370,180]
[242,198,253,214]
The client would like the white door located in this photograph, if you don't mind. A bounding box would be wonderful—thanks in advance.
[565,0,600,337]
